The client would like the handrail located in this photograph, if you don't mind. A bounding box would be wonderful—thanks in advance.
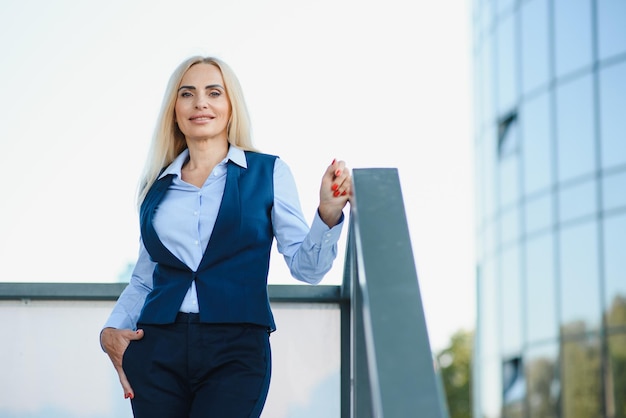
[343,168,448,418]
[0,167,449,418]
[0,282,341,303]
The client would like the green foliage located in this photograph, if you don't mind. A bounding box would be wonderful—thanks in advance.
[436,329,474,418]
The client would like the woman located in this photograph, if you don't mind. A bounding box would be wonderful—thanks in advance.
[100,55,352,418]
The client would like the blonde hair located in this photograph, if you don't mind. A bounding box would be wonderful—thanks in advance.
[137,56,257,206]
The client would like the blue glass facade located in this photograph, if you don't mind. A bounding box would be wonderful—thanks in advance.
[472,1,626,417]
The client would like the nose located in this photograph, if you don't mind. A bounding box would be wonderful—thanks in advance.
[194,96,209,109]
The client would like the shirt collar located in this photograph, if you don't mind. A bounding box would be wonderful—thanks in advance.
[158,145,248,180]
[227,145,247,168]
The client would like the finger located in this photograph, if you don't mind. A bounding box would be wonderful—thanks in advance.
[326,160,338,181]
[338,174,352,196]
[332,161,346,179]
[129,329,144,341]
[333,171,351,196]
[328,160,349,190]
[116,366,135,400]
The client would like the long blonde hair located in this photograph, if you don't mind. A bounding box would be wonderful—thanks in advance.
[137,56,257,206]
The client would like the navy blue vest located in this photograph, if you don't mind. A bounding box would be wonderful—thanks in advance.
[138,151,278,331]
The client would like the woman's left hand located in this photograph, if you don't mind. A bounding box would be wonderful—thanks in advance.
[318,159,352,228]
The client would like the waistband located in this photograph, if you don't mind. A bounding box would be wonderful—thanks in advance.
[175,312,201,323]
[173,312,271,333]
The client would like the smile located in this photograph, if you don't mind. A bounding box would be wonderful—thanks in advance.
[190,114,215,121]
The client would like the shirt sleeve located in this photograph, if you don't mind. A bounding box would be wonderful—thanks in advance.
[102,239,155,330]
[272,158,345,284]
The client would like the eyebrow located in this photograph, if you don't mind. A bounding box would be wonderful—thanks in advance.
[177,84,225,92]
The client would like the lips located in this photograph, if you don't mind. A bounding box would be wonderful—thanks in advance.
[190,114,214,121]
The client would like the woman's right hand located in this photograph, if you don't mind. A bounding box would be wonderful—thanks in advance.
[100,327,144,400]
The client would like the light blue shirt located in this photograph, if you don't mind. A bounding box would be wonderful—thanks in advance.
[104,146,344,330]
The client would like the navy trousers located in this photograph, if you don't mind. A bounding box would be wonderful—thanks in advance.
[123,313,272,418]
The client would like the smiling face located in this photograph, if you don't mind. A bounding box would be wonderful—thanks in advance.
[174,63,232,143]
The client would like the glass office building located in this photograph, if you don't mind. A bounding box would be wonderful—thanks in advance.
[472,1,626,417]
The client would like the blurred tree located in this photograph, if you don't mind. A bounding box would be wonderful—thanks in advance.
[436,329,473,418]
[606,295,626,418]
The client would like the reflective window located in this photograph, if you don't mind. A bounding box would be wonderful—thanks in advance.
[496,0,515,16]
[499,112,519,158]
[474,51,484,131]
[558,179,597,224]
[521,0,550,94]
[556,74,596,182]
[499,154,520,209]
[496,14,517,115]
[522,92,553,195]
[525,343,559,418]
[499,129,520,209]
[561,336,603,418]
[500,245,522,355]
[481,33,496,129]
[599,60,626,170]
[606,332,626,417]
[502,357,525,418]
[602,170,626,212]
[559,222,600,336]
[525,233,557,343]
[484,129,498,220]
[476,138,486,230]
[480,0,494,38]
[597,0,626,61]
[500,207,520,245]
[525,193,553,236]
[479,259,500,358]
[603,214,626,328]
[480,358,504,418]
[485,222,497,258]
[553,0,593,77]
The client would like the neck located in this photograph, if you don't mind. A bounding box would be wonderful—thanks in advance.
[185,137,229,170]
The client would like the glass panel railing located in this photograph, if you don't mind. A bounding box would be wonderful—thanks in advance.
[0,286,342,418]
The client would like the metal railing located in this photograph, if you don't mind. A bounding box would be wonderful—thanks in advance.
[0,168,447,418]
[341,168,448,418]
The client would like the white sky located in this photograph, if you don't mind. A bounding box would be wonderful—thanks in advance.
[0,0,475,351]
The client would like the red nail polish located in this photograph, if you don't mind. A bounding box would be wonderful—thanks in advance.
[331,159,336,165]
[331,184,338,191]
[335,169,341,177]
[341,191,347,196]
[124,393,129,399]
[334,190,340,197]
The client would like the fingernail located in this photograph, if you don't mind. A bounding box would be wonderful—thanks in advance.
[124,393,130,399]
[331,159,336,165]
[341,191,347,196]
[335,169,341,177]
[334,190,340,197]
[331,184,338,191]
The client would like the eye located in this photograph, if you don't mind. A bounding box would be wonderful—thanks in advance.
[209,90,222,98]
[180,91,193,98]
